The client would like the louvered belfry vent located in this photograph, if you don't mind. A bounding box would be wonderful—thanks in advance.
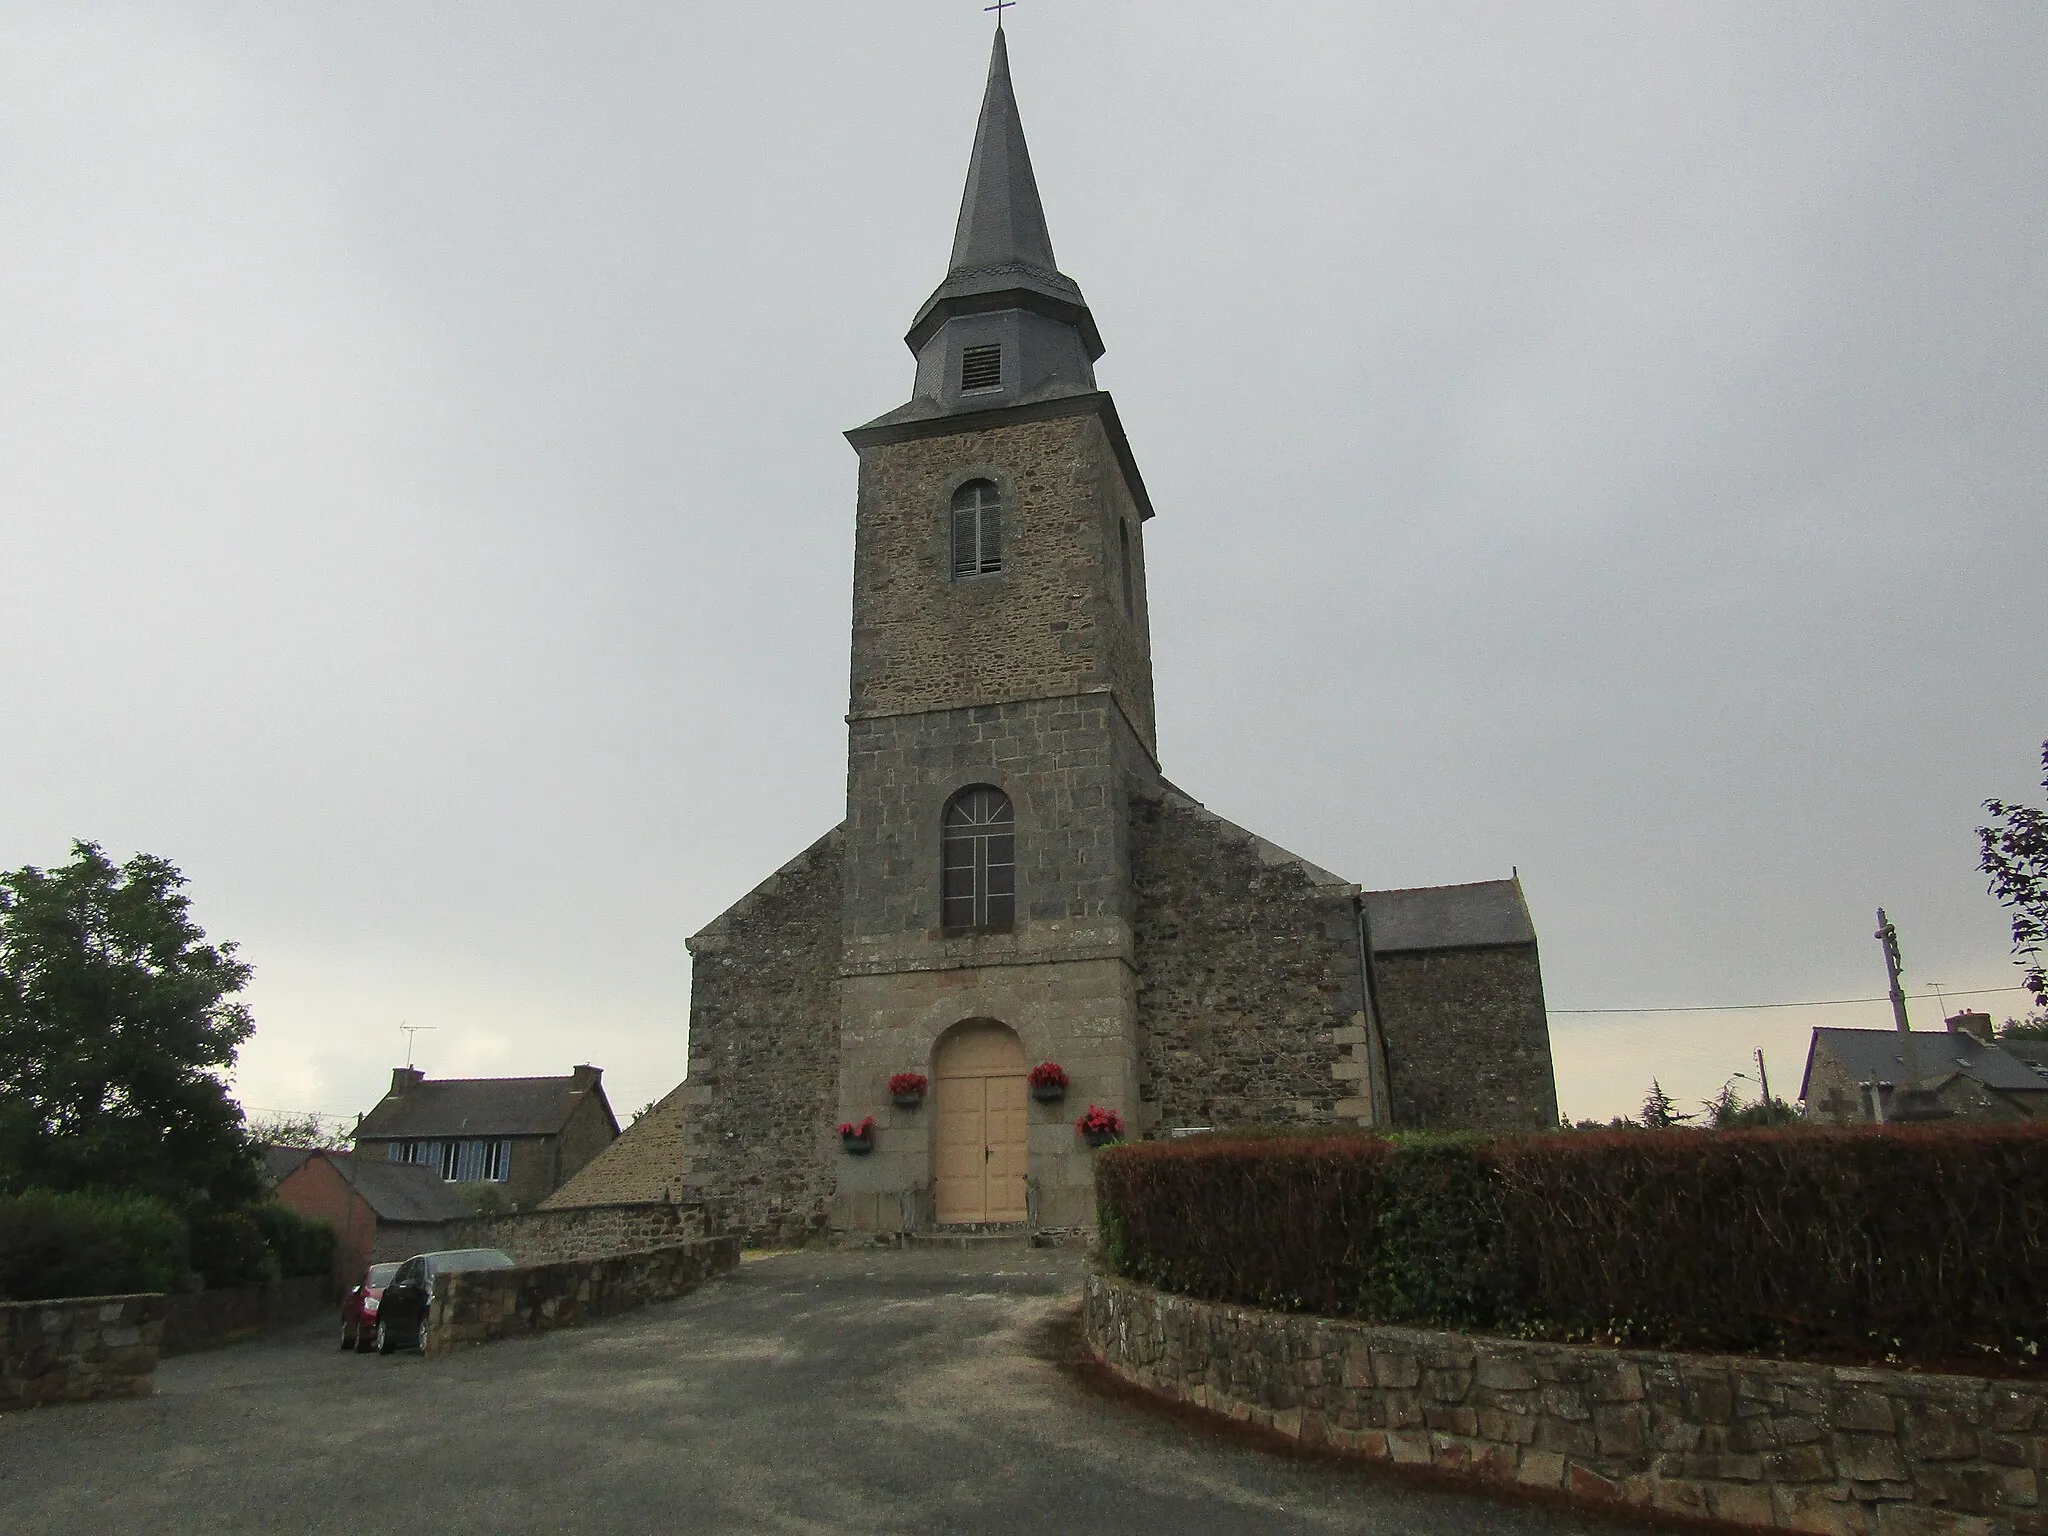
[960,344,1002,392]
[950,480,1002,578]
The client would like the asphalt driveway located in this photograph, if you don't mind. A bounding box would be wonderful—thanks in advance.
[0,1248,1633,1534]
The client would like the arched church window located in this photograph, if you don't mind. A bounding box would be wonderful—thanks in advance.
[1118,520,1134,617]
[942,785,1015,930]
[950,480,1003,579]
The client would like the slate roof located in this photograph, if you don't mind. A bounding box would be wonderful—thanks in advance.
[1800,1027,2048,1099]
[320,1153,475,1224]
[905,27,1102,360]
[1364,881,1537,953]
[260,1144,317,1188]
[354,1073,610,1141]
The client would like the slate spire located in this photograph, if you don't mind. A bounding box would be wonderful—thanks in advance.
[903,27,1103,385]
[947,27,1060,280]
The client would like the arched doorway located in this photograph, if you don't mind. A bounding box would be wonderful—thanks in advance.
[933,1020,1028,1224]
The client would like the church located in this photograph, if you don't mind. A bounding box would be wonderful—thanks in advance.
[551,28,1558,1244]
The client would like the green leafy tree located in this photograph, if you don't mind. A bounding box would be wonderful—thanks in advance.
[1981,739,2048,1010]
[1704,1081,1801,1128]
[0,842,260,1210]
[1999,1007,2048,1042]
[247,1110,350,1150]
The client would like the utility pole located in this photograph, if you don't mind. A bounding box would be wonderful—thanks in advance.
[1876,909,1911,1035]
[1875,907,1936,1118]
[1753,1047,1772,1107]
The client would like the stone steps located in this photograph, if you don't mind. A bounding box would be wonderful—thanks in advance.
[903,1226,1032,1251]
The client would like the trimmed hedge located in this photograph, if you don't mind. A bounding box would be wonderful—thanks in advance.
[1095,1125,2048,1369]
[0,1189,189,1301]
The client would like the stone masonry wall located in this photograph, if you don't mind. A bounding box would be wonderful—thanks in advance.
[1129,792,1374,1133]
[426,1236,739,1354]
[843,694,1154,951]
[1088,1272,2047,1536]
[444,1200,708,1265]
[1373,945,1558,1131]
[676,829,845,1246]
[1,1294,162,1409]
[850,408,1155,756]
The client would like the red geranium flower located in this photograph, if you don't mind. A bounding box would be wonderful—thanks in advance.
[887,1072,928,1097]
[1027,1062,1070,1089]
[838,1116,875,1139]
[1076,1105,1124,1137]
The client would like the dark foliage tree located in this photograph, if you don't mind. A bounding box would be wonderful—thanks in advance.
[1640,1080,1690,1129]
[0,842,260,1210]
[1981,739,2048,1009]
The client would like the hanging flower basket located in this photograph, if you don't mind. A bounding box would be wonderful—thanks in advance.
[837,1116,876,1155]
[1028,1062,1070,1103]
[1076,1105,1124,1149]
[887,1072,927,1109]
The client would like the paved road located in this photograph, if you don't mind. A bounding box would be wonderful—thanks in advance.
[1,1249,1630,1534]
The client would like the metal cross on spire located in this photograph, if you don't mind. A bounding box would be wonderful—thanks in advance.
[984,0,1014,28]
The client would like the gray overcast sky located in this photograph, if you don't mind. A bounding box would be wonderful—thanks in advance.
[2,3,2042,1128]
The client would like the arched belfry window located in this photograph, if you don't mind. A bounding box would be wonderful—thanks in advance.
[1118,520,1135,617]
[951,480,1003,579]
[942,786,1015,930]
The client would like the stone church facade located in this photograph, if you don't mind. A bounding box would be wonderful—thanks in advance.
[550,29,1557,1244]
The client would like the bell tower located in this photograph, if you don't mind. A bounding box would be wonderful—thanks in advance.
[832,26,1161,1233]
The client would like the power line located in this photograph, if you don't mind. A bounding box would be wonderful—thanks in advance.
[1553,986,2029,1017]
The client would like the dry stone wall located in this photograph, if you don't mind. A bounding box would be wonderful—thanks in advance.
[1129,792,1372,1132]
[1088,1272,2048,1536]
[1,1294,162,1409]
[426,1236,739,1353]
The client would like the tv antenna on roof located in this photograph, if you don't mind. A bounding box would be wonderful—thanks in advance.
[399,1022,436,1068]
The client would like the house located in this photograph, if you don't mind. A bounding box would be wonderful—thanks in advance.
[273,1149,475,1290]
[257,1144,318,1190]
[351,1065,619,1210]
[543,29,1558,1247]
[1800,1012,2048,1124]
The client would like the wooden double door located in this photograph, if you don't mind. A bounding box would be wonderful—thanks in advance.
[934,1022,1029,1224]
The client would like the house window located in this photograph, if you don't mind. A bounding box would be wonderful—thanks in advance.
[942,785,1016,931]
[960,343,1002,392]
[1118,520,1134,617]
[441,1139,511,1182]
[385,1138,508,1181]
[950,479,1003,578]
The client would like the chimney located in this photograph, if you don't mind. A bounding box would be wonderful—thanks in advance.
[571,1064,602,1091]
[1946,1011,1995,1044]
[390,1066,426,1095]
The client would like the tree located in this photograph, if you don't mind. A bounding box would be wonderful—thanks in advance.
[246,1111,351,1150]
[1998,1007,2048,1042]
[0,842,260,1210]
[1640,1080,1691,1129]
[1981,739,2048,1010]
[1704,1081,1800,1128]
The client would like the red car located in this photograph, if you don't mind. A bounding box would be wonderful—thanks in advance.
[340,1262,401,1353]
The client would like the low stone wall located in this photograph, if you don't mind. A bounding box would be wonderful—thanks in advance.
[1086,1272,2048,1536]
[425,1235,739,1354]
[161,1275,333,1356]
[441,1200,710,1265]
[1,1294,163,1410]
